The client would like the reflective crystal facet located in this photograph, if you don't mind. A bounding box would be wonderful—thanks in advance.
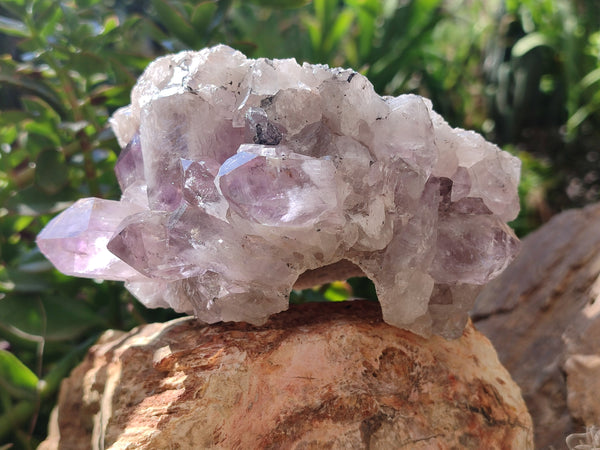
[37,45,521,337]
[36,198,144,280]
[217,150,342,228]
[115,134,144,190]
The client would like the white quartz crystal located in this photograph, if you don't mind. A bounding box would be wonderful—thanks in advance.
[37,45,521,338]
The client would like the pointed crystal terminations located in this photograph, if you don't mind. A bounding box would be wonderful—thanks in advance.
[36,198,144,280]
[36,45,522,338]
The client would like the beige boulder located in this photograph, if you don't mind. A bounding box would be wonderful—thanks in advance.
[473,202,600,448]
[40,301,532,449]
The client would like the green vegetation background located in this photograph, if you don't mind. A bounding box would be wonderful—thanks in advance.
[0,0,598,447]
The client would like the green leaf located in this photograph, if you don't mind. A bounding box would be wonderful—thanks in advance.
[88,84,130,108]
[246,0,312,8]
[347,0,379,58]
[348,0,379,16]
[323,9,355,54]
[1,0,26,7]
[0,57,66,116]
[580,67,600,90]
[21,95,61,128]
[75,0,102,7]
[0,350,39,399]
[314,0,335,28]
[0,110,31,127]
[35,150,69,195]
[5,185,75,216]
[0,266,52,293]
[348,276,377,300]
[34,1,62,38]
[0,15,30,37]
[323,281,351,302]
[23,122,61,150]
[0,267,16,292]
[290,288,328,303]
[45,295,105,340]
[0,294,104,341]
[205,0,232,36]
[102,15,119,35]
[567,99,600,134]
[512,32,554,58]
[151,0,198,48]
[190,2,218,32]
[16,255,54,275]
[302,16,321,52]
[10,216,34,233]
[69,51,109,77]
[0,125,18,150]
[106,54,147,84]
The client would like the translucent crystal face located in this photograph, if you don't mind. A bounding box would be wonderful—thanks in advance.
[36,45,521,338]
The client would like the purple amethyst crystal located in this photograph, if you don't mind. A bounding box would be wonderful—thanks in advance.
[36,198,144,281]
[115,134,144,190]
[217,147,341,227]
[36,45,521,338]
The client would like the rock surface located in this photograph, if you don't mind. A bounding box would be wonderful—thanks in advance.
[40,301,532,449]
[473,202,600,448]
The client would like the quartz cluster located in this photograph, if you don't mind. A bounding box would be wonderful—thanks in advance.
[37,45,521,338]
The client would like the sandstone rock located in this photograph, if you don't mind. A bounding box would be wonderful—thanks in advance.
[473,202,600,448]
[40,301,532,449]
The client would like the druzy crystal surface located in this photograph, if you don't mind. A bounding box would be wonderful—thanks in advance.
[37,45,521,338]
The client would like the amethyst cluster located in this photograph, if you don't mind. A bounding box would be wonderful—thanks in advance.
[37,45,521,338]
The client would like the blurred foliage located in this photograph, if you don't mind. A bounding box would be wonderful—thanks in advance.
[0,0,598,447]
[484,0,600,214]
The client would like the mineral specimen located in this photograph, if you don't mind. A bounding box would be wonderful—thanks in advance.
[36,45,521,338]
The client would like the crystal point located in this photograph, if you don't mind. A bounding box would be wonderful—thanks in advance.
[37,45,522,338]
[36,198,143,280]
[115,134,144,190]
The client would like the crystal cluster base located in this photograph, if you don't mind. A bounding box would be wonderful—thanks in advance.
[37,45,521,338]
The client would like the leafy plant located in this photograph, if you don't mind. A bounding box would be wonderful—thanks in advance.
[0,1,176,446]
[485,0,600,212]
